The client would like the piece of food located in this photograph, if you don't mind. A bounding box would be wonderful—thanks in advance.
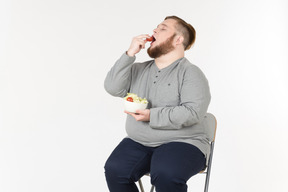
[126,97,133,102]
[124,93,148,104]
[146,36,154,42]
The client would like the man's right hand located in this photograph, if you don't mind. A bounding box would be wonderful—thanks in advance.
[126,34,151,57]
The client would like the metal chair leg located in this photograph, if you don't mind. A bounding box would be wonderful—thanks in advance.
[138,178,145,192]
[204,141,215,192]
[150,185,155,192]
[138,177,154,192]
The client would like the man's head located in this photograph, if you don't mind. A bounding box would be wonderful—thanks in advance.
[147,16,196,58]
[164,16,196,50]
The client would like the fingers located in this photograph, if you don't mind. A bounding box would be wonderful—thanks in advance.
[127,34,151,57]
[124,110,141,119]
[124,110,135,116]
[134,109,143,114]
[135,34,151,43]
[137,34,151,39]
[124,109,150,122]
[134,34,150,48]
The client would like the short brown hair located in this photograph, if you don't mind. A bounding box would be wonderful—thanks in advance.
[165,16,196,50]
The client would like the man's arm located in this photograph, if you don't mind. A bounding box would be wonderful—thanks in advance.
[104,53,135,97]
[104,34,150,97]
[149,65,211,129]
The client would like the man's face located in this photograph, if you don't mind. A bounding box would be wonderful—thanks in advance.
[147,33,176,58]
[147,19,177,58]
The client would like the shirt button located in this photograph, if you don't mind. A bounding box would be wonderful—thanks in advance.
[154,81,156,84]
[156,76,158,78]
[158,70,161,73]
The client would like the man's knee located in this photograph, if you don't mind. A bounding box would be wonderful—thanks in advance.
[104,157,140,192]
[105,157,135,183]
[105,157,123,177]
[151,169,181,183]
[150,169,187,192]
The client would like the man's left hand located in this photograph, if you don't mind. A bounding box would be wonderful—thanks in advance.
[124,109,150,122]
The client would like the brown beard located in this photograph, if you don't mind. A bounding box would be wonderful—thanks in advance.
[147,34,176,58]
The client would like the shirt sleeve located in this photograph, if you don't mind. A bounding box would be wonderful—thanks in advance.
[104,52,136,97]
[149,65,211,130]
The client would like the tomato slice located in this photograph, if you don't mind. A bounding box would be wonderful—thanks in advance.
[146,36,153,42]
[127,97,133,102]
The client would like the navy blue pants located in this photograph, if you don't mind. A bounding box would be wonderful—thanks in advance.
[104,138,206,192]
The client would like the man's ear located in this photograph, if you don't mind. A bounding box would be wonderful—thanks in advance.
[175,35,184,46]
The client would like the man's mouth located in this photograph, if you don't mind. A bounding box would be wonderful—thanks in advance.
[151,36,156,44]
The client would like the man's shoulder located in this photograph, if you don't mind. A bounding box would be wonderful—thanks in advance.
[179,58,200,70]
[178,58,207,77]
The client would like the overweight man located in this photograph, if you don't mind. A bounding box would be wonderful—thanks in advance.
[104,15,211,192]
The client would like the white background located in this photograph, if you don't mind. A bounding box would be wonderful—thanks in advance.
[1,0,288,191]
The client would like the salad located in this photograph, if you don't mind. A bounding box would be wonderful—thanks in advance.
[124,93,148,104]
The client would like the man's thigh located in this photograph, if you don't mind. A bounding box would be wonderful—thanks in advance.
[105,138,153,182]
[150,142,206,182]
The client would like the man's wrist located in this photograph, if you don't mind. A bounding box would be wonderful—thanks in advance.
[126,50,135,57]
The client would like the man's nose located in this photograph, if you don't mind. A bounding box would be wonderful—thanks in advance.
[153,28,158,34]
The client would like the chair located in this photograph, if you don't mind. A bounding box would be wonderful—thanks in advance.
[138,113,217,192]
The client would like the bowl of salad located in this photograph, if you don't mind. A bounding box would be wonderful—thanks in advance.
[124,93,148,113]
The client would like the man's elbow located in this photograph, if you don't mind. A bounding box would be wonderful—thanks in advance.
[104,83,126,97]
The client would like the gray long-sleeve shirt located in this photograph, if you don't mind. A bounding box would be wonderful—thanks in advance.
[104,53,211,160]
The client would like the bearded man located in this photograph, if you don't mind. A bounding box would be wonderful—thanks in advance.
[104,16,211,192]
